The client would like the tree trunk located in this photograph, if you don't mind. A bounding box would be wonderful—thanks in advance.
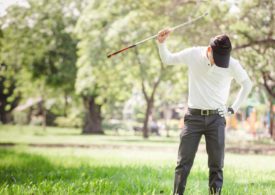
[64,92,69,117]
[0,79,19,124]
[143,98,153,139]
[269,98,275,140]
[82,96,104,134]
[262,71,275,139]
[37,100,46,130]
[163,104,172,138]
[42,106,47,131]
[135,46,163,139]
[0,108,12,124]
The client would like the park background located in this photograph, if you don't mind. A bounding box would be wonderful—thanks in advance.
[0,0,274,194]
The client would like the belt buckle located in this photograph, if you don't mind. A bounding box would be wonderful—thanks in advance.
[201,110,209,116]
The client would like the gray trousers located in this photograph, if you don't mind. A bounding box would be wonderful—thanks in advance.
[173,112,226,195]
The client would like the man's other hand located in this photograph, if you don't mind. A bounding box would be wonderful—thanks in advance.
[218,105,234,117]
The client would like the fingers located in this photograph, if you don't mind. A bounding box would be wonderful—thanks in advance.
[158,28,171,37]
[218,111,225,117]
[218,107,225,117]
[157,28,171,43]
[219,113,225,117]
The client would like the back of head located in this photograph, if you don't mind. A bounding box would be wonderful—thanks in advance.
[210,34,232,68]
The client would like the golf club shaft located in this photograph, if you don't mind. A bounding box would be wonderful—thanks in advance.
[107,12,208,58]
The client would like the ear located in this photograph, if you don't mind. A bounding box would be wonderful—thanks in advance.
[207,46,212,52]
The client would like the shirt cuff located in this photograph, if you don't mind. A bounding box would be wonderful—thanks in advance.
[157,41,166,48]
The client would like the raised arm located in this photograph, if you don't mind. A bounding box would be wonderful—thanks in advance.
[156,28,193,65]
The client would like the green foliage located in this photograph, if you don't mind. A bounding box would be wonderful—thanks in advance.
[75,1,133,103]
[0,0,87,122]
[227,0,274,103]
[0,0,80,93]
[75,0,212,122]
[231,2,273,73]
[1,0,273,125]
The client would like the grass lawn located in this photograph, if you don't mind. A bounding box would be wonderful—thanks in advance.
[0,125,180,147]
[0,125,275,194]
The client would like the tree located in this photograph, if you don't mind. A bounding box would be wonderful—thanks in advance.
[76,0,212,137]
[127,1,213,138]
[229,0,275,138]
[75,1,133,134]
[0,0,84,124]
[0,63,20,123]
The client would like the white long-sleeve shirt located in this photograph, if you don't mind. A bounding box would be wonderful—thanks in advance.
[158,43,252,111]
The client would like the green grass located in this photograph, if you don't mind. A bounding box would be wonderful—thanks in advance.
[0,125,275,194]
[0,146,275,195]
[0,125,180,147]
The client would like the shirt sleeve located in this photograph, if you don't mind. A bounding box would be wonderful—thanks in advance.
[231,78,253,112]
[230,60,249,84]
[157,42,194,66]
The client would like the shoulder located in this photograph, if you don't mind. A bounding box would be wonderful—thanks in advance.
[229,57,240,66]
[181,46,205,56]
[229,56,249,82]
[189,46,205,53]
[229,57,244,71]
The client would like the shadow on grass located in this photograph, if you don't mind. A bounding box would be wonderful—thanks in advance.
[0,148,174,194]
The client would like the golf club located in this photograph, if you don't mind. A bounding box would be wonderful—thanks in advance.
[107,12,208,58]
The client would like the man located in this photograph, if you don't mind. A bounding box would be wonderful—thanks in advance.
[156,29,253,195]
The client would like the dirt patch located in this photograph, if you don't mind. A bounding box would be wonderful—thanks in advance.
[28,143,177,151]
[225,146,275,155]
[0,142,16,147]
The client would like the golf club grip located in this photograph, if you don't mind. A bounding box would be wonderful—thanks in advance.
[107,44,136,58]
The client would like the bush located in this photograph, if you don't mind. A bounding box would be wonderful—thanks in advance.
[13,111,28,125]
[54,115,82,128]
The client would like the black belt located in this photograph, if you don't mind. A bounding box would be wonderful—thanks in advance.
[188,108,219,116]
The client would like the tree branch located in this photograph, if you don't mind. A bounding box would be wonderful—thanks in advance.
[134,48,149,102]
[235,38,275,50]
[268,0,274,39]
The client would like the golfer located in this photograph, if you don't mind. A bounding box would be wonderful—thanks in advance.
[157,29,252,195]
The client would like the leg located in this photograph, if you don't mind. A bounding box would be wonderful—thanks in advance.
[205,115,226,194]
[173,115,203,195]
